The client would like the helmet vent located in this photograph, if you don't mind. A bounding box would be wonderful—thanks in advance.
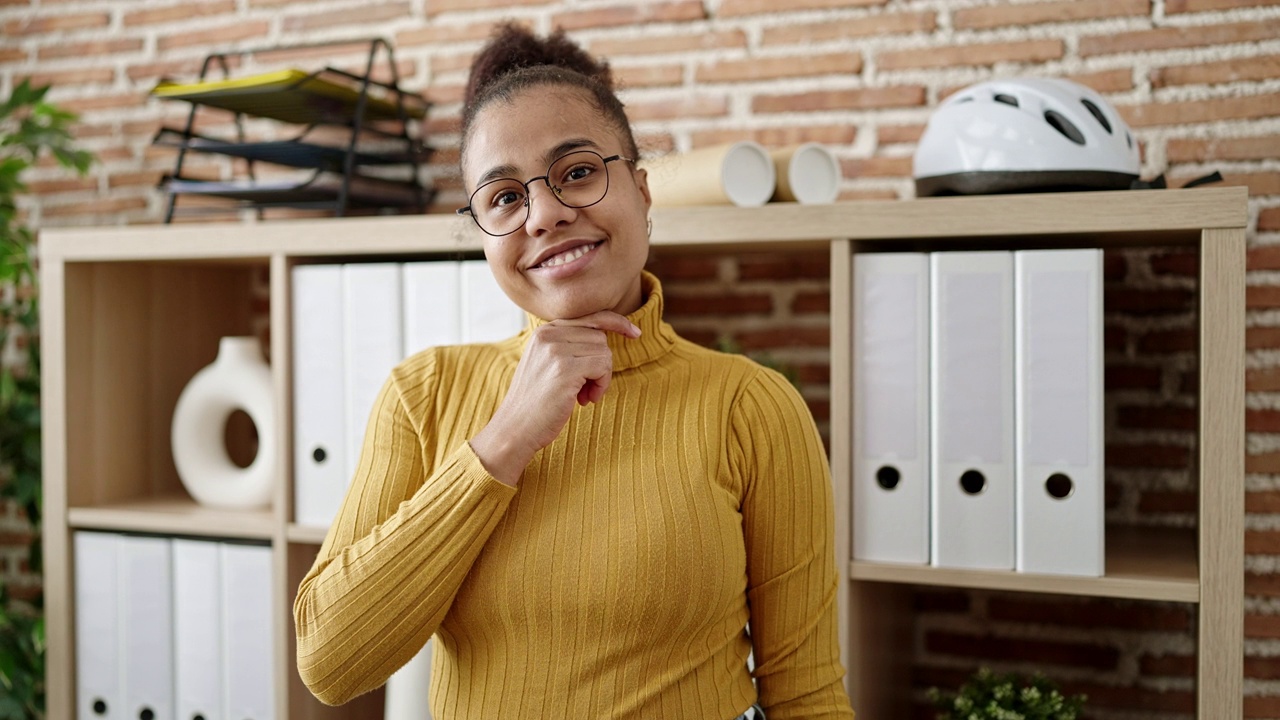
[1126,131,1133,149]
[1044,109,1086,145]
[1081,98,1113,134]
[993,93,1019,107]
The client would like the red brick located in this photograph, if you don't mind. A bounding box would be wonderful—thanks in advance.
[626,95,728,122]
[59,93,147,113]
[616,64,684,89]
[1082,21,1279,56]
[1260,208,1280,232]
[1107,287,1193,313]
[282,2,411,32]
[1105,443,1190,468]
[1137,327,1193,353]
[1139,653,1196,676]
[792,363,830,385]
[0,48,25,63]
[761,11,936,45]
[696,52,861,83]
[738,252,828,280]
[1104,251,1128,280]
[1176,171,1280,197]
[1106,325,1130,351]
[157,21,270,51]
[425,83,464,105]
[124,0,236,26]
[38,37,144,60]
[552,1,707,32]
[735,326,829,350]
[4,11,110,36]
[991,597,1191,631]
[1153,54,1280,88]
[1248,572,1280,597]
[1058,682,1193,713]
[955,0,1149,29]
[1105,364,1162,390]
[1248,408,1280,432]
[1121,90,1280,127]
[1169,135,1280,163]
[249,40,380,65]
[720,0,885,16]
[428,0,548,14]
[925,631,1120,670]
[127,57,244,82]
[878,39,1064,71]
[1250,286,1280,308]
[431,52,475,75]
[1246,656,1280,680]
[1247,367,1280,392]
[1118,405,1196,431]
[1139,490,1197,513]
[792,291,829,315]
[43,197,149,217]
[19,66,113,87]
[1067,67,1136,94]
[878,124,925,144]
[646,255,720,281]
[397,20,511,47]
[590,29,747,57]
[1248,530,1280,555]
[753,86,924,114]
[1247,612,1280,638]
[26,177,98,194]
[1167,0,1278,12]
[913,590,970,613]
[664,291,773,316]
[841,156,913,178]
[108,171,164,189]
[690,125,855,149]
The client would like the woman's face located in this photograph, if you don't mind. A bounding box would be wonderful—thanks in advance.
[461,86,652,321]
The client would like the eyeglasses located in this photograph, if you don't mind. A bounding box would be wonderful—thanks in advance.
[457,150,635,237]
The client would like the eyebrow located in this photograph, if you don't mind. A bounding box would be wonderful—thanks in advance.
[474,137,605,187]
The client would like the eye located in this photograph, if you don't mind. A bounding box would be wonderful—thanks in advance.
[562,162,597,184]
[489,188,525,210]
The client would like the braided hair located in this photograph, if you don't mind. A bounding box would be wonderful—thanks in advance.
[461,23,640,166]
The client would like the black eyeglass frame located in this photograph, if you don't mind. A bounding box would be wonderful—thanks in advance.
[456,151,635,237]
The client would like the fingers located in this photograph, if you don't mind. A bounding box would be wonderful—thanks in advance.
[547,310,641,338]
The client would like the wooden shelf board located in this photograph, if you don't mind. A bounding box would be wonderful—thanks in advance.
[286,523,330,545]
[850,527,1198,603]
[38,187,1246,262]
[67,494,275,540]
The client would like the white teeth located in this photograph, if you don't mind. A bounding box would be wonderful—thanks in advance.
[539,242,598,268]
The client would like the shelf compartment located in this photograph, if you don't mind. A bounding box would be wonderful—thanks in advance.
[68,494,274,540]
[165,171,427,210]
[151,68,427,126]
[849,526,1197,603]
[152,127,429,171]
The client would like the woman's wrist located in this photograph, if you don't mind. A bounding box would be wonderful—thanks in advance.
[469,418,536,487]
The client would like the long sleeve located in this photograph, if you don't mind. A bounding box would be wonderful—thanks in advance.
[730,369,854,719]
[293,351,518,705]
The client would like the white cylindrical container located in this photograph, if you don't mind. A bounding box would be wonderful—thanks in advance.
[171,336,275,510]
[641,141,776,207]
[770,143,842,204]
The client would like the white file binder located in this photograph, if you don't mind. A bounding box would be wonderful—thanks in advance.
[75,532,120,720]
[853,253,931,564]
[930,252,1015,570]
[343,263,405,481]
[222,543,275,720]
[119,535,175,720]
[404,261,463,355]
[386,641,434,720]
[292,264,348,529]
[173,539,224,720]
[1015,249,1105,576]
[461,260,526,343]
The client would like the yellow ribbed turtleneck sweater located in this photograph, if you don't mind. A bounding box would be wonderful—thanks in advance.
[294,272,853,720]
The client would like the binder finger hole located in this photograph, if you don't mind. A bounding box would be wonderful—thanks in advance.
[1045,472,1074,499]
[875,465,901,490]
[312,445,328,464]
[959,469,986,495]
[92,699,108,715]
[140,708,155,720]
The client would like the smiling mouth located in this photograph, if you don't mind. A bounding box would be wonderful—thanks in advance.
[535,241,603,269]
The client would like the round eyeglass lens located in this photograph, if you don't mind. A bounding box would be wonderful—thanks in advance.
[470,151,612,236]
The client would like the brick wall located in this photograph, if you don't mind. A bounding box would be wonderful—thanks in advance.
[2,0,1278,716]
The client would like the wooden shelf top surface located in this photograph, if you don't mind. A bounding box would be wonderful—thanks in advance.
[39,187,1246,262]
[850,526,1198,603]
[67,494,275,541]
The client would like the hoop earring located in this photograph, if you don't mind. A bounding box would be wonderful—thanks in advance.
[646,217,653,239]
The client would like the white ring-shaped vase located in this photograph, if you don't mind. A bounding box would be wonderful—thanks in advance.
[171,336,276,510]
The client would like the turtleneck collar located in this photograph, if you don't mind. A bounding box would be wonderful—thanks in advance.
[523,270,678,372]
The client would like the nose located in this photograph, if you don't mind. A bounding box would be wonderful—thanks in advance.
[523,179,577,236]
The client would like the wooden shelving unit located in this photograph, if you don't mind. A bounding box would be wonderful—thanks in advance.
[40,186,1246,719]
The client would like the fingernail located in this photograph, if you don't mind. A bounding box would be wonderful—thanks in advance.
[630,323,642,337]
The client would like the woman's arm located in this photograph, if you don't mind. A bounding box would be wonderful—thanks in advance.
[293,353,517,706]
[730,368,855,720]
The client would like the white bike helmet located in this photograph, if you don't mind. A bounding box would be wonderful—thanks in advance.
[913,77,1141,197]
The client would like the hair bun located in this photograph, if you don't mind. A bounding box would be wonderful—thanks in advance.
[464,23,614,111]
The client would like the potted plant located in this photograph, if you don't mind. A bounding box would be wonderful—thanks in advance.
[0,78,93,720]
[928,667,1087,720]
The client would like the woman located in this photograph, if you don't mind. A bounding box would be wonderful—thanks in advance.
[295,23,854,720]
